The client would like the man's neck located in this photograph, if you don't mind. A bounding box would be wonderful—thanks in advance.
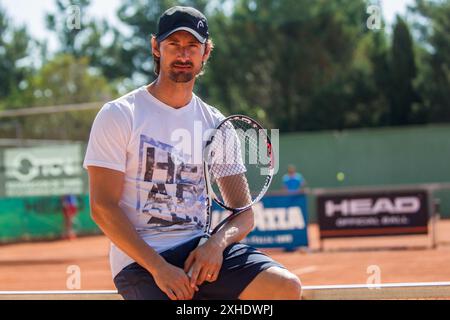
[147,76,195,109]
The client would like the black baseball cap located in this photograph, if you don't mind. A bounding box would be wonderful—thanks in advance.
[156,6,209,44]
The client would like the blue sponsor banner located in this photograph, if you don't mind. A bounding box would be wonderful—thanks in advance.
[211,193,309,250]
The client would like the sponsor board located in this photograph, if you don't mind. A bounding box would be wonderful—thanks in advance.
[317,190,429,239]
[3,145,84,197]
[212,193,309,249]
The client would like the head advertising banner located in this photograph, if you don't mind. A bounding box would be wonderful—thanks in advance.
[317,190,429,239]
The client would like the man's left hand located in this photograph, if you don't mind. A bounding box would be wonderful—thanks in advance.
[184,238,225,288]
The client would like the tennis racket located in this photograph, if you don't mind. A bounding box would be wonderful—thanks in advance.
[187,114,275,277]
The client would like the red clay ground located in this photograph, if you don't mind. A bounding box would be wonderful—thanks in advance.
[1,220,450,291]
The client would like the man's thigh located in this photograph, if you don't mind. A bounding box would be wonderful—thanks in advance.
[113,236,202,300]
[114,262,169,300]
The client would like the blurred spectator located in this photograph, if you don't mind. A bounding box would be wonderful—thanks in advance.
[61,194,79,240]
[282,165,306,192]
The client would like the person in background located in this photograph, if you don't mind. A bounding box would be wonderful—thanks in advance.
[61,194,78,240]
[282,165,306,192]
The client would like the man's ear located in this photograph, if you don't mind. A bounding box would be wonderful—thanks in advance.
[202,42,212,63]
[151,36,161,58]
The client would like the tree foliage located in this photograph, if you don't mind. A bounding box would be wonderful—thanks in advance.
[45,0,132,81]
[0,4,32,108]
[388,16,419,125]
[410,0,450,123]
[0,0,449,139]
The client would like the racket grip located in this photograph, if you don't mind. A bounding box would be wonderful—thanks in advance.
[187,236,209,277]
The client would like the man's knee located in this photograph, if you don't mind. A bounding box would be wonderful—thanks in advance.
[239,267,302,300]
[277,272,302,300]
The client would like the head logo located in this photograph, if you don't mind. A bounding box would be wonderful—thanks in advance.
[197,20,205,29]
[324,197,421,217]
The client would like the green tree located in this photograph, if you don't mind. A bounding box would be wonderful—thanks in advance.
[388,16,419,126]
[410,0,450,123]
[0,5,33,109]
[46,0,132,81]
[89,0,442,132]
[204,0,374,131]
[0,54,115,141]
[332,29,391,129]
[46,0,91,57]
[29,54,113,105]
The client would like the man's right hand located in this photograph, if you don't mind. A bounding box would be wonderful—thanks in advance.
[152,262,199,300]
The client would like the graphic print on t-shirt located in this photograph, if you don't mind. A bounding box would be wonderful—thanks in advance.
[136,135,206,231]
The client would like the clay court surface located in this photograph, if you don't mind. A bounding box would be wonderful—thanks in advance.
[1,221,450,291]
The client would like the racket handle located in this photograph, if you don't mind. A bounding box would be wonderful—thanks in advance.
[187,236,209,277]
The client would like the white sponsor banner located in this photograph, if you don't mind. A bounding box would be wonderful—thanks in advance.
[3,144,84,196]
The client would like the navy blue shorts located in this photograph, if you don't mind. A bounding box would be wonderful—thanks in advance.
[113,236,286,300]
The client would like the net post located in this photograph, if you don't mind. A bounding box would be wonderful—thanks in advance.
[431,198,441,249]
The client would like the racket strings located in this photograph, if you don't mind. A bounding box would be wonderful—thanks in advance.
[206,117,273,210]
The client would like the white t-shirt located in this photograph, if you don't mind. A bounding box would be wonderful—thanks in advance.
[83,86,227,278]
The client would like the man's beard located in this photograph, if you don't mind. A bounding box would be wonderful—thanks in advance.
[169,70,195,83]
[168,62,198,83]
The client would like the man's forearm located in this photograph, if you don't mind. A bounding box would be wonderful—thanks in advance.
[208,208,254,250]
[91,204,166,275]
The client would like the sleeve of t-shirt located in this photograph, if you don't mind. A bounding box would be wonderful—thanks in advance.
[83,102,131,173]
